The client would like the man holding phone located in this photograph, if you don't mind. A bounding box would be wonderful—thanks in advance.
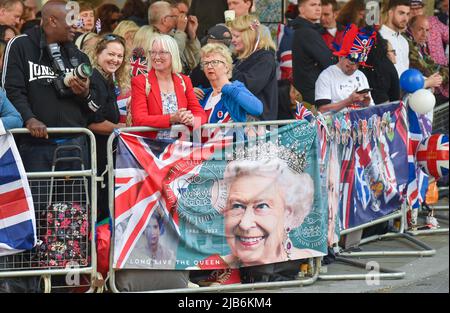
[315,24,375,113]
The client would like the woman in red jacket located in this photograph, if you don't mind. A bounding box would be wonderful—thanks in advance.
[131,34,207,139]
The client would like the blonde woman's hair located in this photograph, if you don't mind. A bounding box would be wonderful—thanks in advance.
[148,34,182,73]
[131,25,155,54]
[113,20,140,39]
[87,34,131,92]
[229,15,276,60]
[75,32,99,52]
[201,43,233,78]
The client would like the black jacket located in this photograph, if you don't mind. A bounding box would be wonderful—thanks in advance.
[189,0,228,39]
[361,58,400,105]
[88,69,120,126]
[232,49,278,121]
[291,17,335,104]
[2,27,98,129]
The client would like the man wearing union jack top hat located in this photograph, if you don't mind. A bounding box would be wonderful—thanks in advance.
[314,24,376,113]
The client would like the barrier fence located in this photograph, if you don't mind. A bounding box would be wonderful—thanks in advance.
[1,101,447,292]
[406,102,449,236]
[0,128,101,293]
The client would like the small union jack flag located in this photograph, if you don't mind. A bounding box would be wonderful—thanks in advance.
[130,48,148,77]
[95,19,101,34]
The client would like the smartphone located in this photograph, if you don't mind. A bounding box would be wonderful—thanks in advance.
[356,88,373,94]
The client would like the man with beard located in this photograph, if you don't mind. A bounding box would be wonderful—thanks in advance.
[315,24,375,112]
[380,0,411,77]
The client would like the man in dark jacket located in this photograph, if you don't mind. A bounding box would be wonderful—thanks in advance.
[291,0,335,104]
[2,0,99,172]
[189,0,228,38]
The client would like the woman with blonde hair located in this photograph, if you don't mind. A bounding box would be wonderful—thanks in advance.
[131,34,207,139]
[113,20,140,53]
[129,25,155,77]
[229,15,278,121]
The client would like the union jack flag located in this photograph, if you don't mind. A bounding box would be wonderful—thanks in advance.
[294,102,328,163]
[116,91,131,124]
[294,101,313,122]
[130,55,148,77]
[416,134,449,178]
[0,134,36,256]
[339,137,356,229]
[407,106,429,210]
[354,144,372,210]
[113,132,227,268]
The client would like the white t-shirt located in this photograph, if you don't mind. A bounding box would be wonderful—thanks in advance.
[379,25,410,78]
[327,27,338,38]
[315,64,374,109]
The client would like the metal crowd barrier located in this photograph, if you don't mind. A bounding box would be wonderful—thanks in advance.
[0,128,102,293]
[337,203,436,258]
[406,102,449,236]
[106,121,321,293]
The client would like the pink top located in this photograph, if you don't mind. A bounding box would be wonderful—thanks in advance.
[427,16,449,66]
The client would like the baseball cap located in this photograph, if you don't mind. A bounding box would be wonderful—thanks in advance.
[201,24,232,46]
[410,0,425,7]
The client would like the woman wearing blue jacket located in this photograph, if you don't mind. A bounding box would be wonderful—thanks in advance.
[0,90,22,135]
[195,43,263,140]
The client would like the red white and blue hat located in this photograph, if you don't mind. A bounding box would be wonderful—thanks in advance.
[333,24,377,67]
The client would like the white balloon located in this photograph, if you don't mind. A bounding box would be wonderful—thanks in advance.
[408,89,436,114]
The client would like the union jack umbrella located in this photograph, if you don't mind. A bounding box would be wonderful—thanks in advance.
[416,134,449,179]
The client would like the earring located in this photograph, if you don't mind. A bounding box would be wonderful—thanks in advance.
[284,227,292,260]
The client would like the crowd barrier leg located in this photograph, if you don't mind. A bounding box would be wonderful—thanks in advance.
[406,102,449,236]
[107,257,320,294]
[406,188,449,236]
[318,256,405,281]
[338,203,436,258]
[0,128,101,293]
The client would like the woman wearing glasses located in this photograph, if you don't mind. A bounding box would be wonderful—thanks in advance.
[197,43,262,140]
[87,34,129,220]
[131,34,207,139]
[361,33,400,105]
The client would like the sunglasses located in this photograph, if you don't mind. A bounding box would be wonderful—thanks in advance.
[102,34,126,44]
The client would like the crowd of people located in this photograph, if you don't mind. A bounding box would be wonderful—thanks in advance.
[0,0,448,291]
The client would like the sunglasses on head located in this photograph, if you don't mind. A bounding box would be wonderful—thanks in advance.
[103,34,123,41]
[102,34,125,45]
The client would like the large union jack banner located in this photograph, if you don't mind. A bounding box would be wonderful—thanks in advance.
[113,121,327,270]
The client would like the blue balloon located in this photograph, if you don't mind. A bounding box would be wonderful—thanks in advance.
[400,69,425,93]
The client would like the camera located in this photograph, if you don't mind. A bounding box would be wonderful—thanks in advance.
[47,43,93,98]
[63,63,93,86]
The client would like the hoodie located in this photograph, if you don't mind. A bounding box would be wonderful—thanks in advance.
[2,27,98,130]
[290,17,336,104]
[232,49,278,121]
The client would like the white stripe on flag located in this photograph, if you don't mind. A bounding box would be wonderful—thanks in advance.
[0,211,34,230]
[0,179,22,194]
[114,193,160,268]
